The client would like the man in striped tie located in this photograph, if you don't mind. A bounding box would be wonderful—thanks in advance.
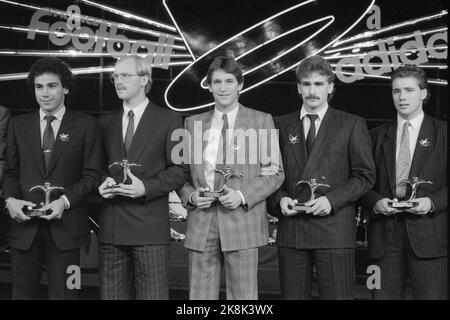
[361,64,447,299]
[3,57,102,299]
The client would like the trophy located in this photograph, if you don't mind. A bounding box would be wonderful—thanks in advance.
[106,159,141,188]
[22,182,64,217]
[389,176,433,208]
[200,166,244,198]
[289,178,331,213]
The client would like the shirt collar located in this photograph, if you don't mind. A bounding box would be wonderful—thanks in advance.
[40,105,66,122]
[123,98,149,117]
[300,103,328,121]
[397,111,424,131]
[214,103,240,125]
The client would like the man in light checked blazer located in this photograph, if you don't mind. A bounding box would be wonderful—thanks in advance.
[178,56,284,300]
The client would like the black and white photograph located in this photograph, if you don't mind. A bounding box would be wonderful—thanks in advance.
[0,0,447,309]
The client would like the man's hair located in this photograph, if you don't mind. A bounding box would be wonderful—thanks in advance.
[116,56,153,94]
[391,64,429,104]
[206,56,244,85]
[295,55,335,100]
[295,55,335,84]
[27,57,74,98]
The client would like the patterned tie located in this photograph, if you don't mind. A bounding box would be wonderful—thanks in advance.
[306,114,319,156]
[43,115,56,170]
[214,114,229,191]
[396,121,411,198]
[124,110,134,156]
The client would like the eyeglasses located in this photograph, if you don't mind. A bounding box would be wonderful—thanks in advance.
[110,73,141,83]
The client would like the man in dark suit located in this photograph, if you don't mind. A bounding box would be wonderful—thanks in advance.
[360,65,447,299]
[3,57,102,299]
[98,56,188,300]
[178,56,284,300]
[269,55,375,299]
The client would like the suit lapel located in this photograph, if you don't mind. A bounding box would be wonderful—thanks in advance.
[409,115,434,178]
[382,120,397,195]
[44,110,75,178]
[301,108,339,179]
[109,109,125,162]
[25,112,45,177]
[127,102,158,162]
[197,109,214,188]
[286,110,307,179]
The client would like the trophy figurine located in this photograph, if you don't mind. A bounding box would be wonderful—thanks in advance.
[290,178,331,213]
[389,176,433,208]
[200,166,244,198]
[106,159,141,188]
[22,182,64,217]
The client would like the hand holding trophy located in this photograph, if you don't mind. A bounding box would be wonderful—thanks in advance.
[200,166,244,198]
[22,182,64,217]
[389,176,433,209]
[288,178,331,215]
[106,159,141,188]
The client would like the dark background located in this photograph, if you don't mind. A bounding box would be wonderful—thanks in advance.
[0,0,447,126]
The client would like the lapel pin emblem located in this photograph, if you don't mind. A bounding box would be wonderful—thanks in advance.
[288,134,299,144]
[58,133,70,142]
[418,138,431,147]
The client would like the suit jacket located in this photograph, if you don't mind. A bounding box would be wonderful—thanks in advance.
[3,110,102,251]
[178,105,285,252]
[270,107,375,249]
[0,105,11,198]
[98,101,188,246]
[360,114,447,259]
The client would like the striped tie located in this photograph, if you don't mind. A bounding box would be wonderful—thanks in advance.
[43,115,56,170]
[396,121,411,198]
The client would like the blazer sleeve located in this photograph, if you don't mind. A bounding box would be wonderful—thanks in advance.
[267,116,289,217]
[142,112,189,202]
[63,116,103,207]
[3,117,22,200]
[240,113,285,210]
[326,117,376,211]
[0,107,11,198]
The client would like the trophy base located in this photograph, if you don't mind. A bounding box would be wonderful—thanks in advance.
[199,191,223,198]
[388,201,418,209]
[287,204,311,213]
[22,206,52,217]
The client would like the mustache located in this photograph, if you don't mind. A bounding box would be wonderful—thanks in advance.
[305,95,320,99]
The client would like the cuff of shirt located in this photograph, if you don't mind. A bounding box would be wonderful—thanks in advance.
[60,195,70,210]
[237,190,246,206]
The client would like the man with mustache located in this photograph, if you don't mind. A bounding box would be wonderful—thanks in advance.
[3,57,102,299]
[98,56,188,299]
[269,55,375,299]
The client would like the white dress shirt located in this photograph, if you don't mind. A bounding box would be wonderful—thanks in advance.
[40,106,65,147]
[122,98,149,141]
[299,103,329,138]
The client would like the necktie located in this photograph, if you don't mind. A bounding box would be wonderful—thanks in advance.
[306,114,319,156]
[214,114,229,191]
[43,115,56,170]
[396,121,411,198]
[124,110,134,156]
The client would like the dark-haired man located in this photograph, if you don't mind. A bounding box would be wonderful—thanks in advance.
[360,64,447,299]
[3,57,102,299]
[270,55,375,299]
[178,56,284,299]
